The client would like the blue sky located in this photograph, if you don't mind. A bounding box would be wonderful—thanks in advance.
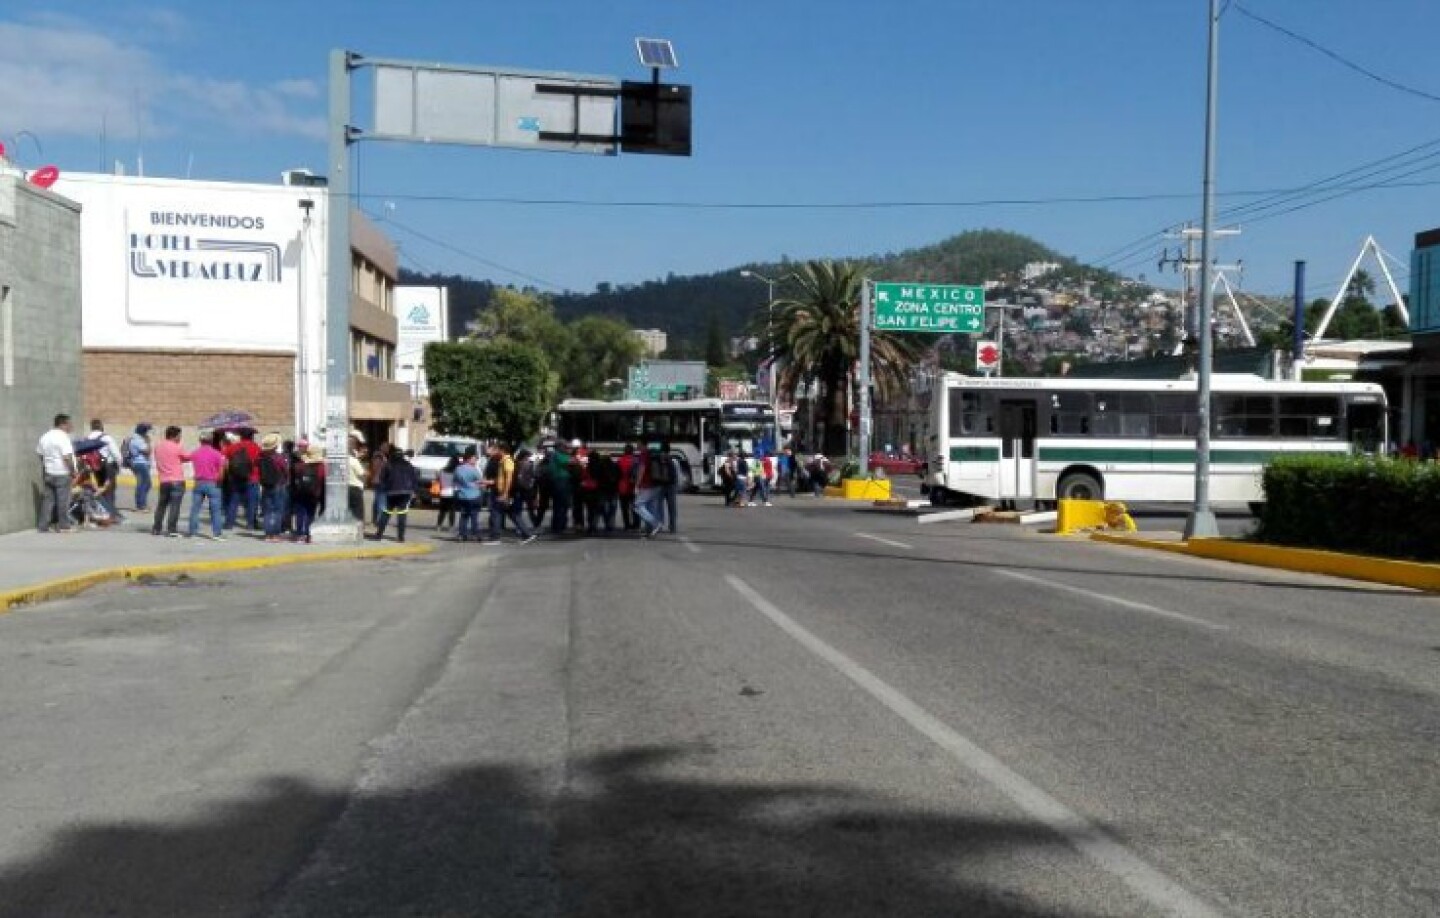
[4,1,1440,300]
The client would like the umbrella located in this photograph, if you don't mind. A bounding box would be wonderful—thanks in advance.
[71,437,107,455]
[199,409,255,431]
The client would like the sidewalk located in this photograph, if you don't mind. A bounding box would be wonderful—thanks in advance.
[3,500,429,611]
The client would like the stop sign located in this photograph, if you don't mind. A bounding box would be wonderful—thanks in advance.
[976,340,1001,372]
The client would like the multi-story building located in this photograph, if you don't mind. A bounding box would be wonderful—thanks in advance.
[52,171,409,447]
[633,327,668,357]
[0,160,83,535]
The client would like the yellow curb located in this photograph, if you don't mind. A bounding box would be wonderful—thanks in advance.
[0,544,433,614]
[1089,532,1440,592]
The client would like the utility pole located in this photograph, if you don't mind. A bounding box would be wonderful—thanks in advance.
[1185,0,1222,541]
[1160,223,1241,359]
[858,280,872,476]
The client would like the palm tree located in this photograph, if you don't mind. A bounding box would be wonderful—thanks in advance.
[761,260,923,456]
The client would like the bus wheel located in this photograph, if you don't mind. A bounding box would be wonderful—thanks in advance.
[1057,472,1103,501]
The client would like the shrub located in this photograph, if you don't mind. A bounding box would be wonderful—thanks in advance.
[1257,455,1440,560]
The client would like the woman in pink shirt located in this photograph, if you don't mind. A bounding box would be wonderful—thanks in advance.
[150,426,188,537]
[187,431,227,540]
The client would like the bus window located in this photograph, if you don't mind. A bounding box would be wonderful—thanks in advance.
[1278,395,1342,439]
[558,413,592,443]
[1093,393,1152,438]
[1153,394,1198,437]
[1048,392,1091,436]
[1215,395,1275,438]
[949,391,994,437]
[591,412,622,443]
[643,412,672,438]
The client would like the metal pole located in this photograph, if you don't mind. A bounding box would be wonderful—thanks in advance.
[1292,260,1306,373]
[858,280,872,476]
[767,278,777,408]
[313,49,361,543]
[1185,0,1221,540]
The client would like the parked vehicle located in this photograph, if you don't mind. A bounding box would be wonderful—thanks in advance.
[868,451,924,476]
[411,436,481,503]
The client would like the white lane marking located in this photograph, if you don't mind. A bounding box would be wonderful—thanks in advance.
[391,585,421,598]
[679,536,702,554]
[725,574,1226,918]
[994,569,1226,631]
[855,532,914,550]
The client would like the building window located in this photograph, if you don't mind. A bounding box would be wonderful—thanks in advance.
[1,286,12,387]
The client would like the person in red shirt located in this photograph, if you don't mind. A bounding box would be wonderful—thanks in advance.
[223,430,262,529]
[616,443,638,531]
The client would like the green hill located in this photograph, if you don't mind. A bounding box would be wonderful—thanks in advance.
[404,229,1105,348]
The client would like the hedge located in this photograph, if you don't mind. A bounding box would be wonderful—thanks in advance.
[1257,454,1440,561]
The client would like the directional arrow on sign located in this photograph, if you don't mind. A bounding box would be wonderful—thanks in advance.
[965,317,981,331]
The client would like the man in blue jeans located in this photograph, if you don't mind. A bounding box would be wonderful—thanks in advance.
[187,433,227,540]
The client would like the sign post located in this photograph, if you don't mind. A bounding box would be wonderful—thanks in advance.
[858,280,873,476]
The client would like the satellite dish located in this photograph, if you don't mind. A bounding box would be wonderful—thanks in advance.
[29,165,59,189]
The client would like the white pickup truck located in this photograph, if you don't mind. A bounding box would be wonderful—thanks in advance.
[411,436,481,504]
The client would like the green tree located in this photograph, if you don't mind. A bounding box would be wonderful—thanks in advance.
[424,340,552,445]
[766,260,923,456]
[564,315,645,398]
[704,311,727,367]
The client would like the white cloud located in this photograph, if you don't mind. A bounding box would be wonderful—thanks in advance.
[0,17,323,151]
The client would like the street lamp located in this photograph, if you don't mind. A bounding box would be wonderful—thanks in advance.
[740,270,778,406]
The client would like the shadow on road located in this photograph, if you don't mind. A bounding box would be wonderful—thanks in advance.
[0,746,1109,917]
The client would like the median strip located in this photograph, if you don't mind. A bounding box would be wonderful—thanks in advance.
[0,544,433,613]
[1090,533,1440,593]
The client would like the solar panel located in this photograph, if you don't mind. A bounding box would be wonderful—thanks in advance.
[635,37,678,69]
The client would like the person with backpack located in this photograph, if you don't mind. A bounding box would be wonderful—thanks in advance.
[656,440,681,533]
[124,422,154,511]
[258,432,290,543]
[616,444,639,530]
[632,442,667,539]
[531,443,554,529]
[435,454,460,533]
[733,450,751,507]
[485,443,538,545]
[223,430,260,530]
[569,439,589,533]
[453,447,483,542]
[290,442,326,543]
[87,420,124,523]
[586,448,621,536]
[372,446,419,542]
[513,448,540,532]
[548,441,575,536]
[368,442,390,533]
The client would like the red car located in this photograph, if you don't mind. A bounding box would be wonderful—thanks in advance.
[868,451,924,476]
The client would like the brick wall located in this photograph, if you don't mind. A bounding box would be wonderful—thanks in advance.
[84,349,295,440]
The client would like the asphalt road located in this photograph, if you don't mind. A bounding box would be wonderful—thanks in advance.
[1,497,1437,916]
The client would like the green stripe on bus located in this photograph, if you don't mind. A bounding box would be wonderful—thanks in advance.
[950,446,1001,461]
[1037,447,1335,465]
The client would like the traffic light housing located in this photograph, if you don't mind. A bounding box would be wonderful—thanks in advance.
[621,81,692,156]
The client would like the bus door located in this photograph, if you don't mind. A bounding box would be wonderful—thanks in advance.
[997,398,1038,500]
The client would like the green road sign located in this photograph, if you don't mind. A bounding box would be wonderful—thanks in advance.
[872,282,985,333]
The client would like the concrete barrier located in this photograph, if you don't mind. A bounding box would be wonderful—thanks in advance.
[823,479,892,501]
[1090,532,1440,592]
[1056,499,1137,535]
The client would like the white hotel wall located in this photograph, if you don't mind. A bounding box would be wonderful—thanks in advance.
[53,173,330,437]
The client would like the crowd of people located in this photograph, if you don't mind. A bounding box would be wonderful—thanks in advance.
[35,413,838,544]
[428,439,684,544]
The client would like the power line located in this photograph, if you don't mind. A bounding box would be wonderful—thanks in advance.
[1233,2,1440,104]
[380,217,567,291]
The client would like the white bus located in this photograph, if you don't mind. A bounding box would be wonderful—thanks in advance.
[553,398,779,489]
[926,373,1388,508]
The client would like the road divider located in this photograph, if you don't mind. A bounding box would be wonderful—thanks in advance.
[0,544,433,614]
[1090,532,1440,592]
